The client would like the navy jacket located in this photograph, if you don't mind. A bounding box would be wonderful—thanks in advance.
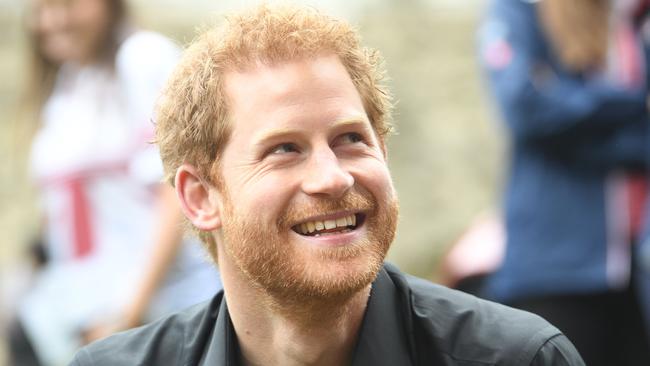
[480,0,649,302]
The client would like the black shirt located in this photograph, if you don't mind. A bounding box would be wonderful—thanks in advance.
[70,263,584,365]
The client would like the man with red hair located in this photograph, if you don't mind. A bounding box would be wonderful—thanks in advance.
[71,4,584,365]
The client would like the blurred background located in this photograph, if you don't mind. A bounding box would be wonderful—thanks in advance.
[0,0,501,364]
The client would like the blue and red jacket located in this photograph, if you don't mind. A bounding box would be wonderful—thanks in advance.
[480,0,649,303]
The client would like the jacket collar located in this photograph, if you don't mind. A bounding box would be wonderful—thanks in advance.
[200,265,414,366]
[198,295,238,366]
[351,266,414,365]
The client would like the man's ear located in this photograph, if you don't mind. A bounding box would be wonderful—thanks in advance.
[175,164,223,231]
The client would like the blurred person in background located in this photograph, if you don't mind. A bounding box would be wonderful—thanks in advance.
[480,0,650,364]
[6,0,222,365]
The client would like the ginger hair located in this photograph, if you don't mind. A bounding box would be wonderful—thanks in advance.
[154,4,393,254]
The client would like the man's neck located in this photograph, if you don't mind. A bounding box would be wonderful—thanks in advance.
[220,259,370,366]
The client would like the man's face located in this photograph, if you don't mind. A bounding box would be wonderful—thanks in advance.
[216,55,398,302]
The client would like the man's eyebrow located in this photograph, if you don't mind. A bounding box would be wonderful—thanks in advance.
[252,127,300,146]
[331,117,371,130]
[253,116,370,144]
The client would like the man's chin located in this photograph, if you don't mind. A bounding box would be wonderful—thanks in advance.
[262,252,385,303]
[266,222,392,303]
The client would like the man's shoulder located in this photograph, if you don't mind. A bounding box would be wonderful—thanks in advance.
[384,264,583,365]
[69,294,221,366]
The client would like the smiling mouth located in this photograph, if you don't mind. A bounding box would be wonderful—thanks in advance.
[292,213,365,237]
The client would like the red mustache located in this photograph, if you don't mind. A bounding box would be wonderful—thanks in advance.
[278,188,376,229]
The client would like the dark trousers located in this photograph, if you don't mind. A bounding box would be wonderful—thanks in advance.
[510,286,650,366]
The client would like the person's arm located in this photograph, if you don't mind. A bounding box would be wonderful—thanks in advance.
[82,185,184,342]
[480,0,648,150]
[551,118,648,169]
[123,184,185,327]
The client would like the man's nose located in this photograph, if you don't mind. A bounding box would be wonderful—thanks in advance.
[301,147,354,198]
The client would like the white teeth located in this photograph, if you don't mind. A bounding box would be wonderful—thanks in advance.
[296,214,357,235]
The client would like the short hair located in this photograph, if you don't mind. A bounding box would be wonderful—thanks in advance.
[155,4,393,252]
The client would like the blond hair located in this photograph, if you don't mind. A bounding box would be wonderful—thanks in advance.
[538,0,609,72]
[155,4,393,252]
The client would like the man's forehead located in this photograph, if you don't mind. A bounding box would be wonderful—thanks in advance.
[224,54,349,94]
[219,53,387,153]
[224,55,362,118]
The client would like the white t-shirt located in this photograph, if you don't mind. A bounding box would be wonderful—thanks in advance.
[22,31,221,366]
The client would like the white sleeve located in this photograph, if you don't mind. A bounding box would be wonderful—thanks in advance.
[115,31,181,185]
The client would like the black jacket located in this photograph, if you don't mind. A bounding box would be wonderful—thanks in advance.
[70,263,584,365]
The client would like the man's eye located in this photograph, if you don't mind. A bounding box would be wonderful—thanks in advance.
[340,132,364,144]
[270,143,299,154]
